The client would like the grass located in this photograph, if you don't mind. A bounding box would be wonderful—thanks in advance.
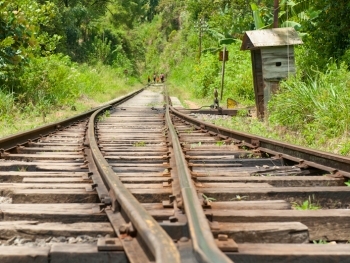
[230,195,248,201]
[292,196,321,210]
[202,194,216,204]
[190,142,202,148]
[216,141,225,146]
[313,239,328,244]
[185,128,194,134]
[17,167,27,172]
[133,141,146,147]
[97,110,111,122]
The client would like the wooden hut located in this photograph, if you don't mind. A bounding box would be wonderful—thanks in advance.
[241,28,303,118]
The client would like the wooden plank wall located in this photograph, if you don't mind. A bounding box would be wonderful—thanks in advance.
[261,46,295,80]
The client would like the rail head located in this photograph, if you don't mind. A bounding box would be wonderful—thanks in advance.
[87,105,181,263]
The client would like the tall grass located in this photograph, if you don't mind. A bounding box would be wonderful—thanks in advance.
[0,92,15,117]
[268,62,350,149]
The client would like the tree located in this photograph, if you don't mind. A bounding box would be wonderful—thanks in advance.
[0,0,63,90]
[0,1,31,72]
[303,1,350,66]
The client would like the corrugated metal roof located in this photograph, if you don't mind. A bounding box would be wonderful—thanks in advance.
[241,28,303,50]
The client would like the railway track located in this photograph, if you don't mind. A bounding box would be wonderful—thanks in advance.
[170,106,350,262]
[0,85,350,262]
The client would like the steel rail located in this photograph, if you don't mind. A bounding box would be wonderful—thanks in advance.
[0,89,144,152]
[170,106,350,178]
[165,104,232,263]
[87,106,181,263]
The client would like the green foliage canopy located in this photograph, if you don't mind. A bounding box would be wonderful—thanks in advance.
[303,0,350,66]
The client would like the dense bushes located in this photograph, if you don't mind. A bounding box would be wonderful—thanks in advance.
[18,55,79,108]
[0,55,137,137]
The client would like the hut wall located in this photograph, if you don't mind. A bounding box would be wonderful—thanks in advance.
[261,46,295,80]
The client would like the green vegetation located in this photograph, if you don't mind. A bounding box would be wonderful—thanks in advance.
[133,141,147,147]
[185,128,194,134]
[215,141,225,146]
[202,193,216,204]
[292,196,321,210]
[160,1,350,156]
[0,61,137,137]
[230,195,248,201]
[190,142,202,149]
[269,62,350,149]
[0,0,141,137]
[97,110,111,121]
[1,0,350,158]
[17,166,27,172]
[313,239,328,245]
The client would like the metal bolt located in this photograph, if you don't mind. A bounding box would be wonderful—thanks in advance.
[127,223,136,235]
[169,195,176,203]
[119,225,127,234]
[102,196,111,205]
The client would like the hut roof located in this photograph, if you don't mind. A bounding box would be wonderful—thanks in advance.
[241,27,303,50]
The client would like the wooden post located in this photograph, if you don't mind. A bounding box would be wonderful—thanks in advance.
[250,49,265,119]
[198,19,202,61]
[220,46,227,101]
[273,0,279,28]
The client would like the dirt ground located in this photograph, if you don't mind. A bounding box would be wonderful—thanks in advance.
[184,100,200,109]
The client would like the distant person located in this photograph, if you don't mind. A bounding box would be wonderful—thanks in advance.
[160,73,165,83]
[147,76,151,84]
[153,74,156,83]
